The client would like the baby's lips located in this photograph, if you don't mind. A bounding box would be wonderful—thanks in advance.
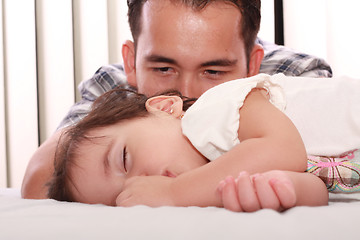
[162,170,176,178]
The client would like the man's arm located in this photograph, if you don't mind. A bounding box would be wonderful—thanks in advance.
[21,130,63,198]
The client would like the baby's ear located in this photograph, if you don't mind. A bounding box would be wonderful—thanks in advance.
[145,95,183,118]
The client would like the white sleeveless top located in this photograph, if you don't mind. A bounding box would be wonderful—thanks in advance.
[181,73,360,161]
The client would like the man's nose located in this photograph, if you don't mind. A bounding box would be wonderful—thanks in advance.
[177,75,198,98]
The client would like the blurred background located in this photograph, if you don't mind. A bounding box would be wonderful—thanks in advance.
[1,0,359,188]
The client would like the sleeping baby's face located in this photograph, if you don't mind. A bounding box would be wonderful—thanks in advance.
[68,113,208,206]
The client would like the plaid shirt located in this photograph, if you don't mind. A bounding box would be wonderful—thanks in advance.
[58,38,333,129]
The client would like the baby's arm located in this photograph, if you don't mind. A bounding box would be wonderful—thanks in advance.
[218,170,329,212]
[170,89,307,207]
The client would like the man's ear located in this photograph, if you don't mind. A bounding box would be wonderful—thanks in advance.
[247,43,264,77]
[122,40,137,87]
[145,95,184,118]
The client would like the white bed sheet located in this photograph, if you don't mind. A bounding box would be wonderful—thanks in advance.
[1,188,360,240]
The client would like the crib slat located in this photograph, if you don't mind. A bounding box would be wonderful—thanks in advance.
[73,0,109,101]
[258,0,275,43]
[0,2,7,188]
[107,0,133,64]
[36,0,75,143]
[3,0,39,188]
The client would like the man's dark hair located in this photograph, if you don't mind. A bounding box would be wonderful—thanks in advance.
[127,0,261,64]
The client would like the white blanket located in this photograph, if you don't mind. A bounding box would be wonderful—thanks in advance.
[1,188,360,240]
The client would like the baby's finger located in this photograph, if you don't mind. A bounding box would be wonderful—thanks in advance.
[253,174,281,210]
[236,172,261,212]
[270,179,297,210]
[115,193,127,207]
[115,190,134,207]
[220,176,242,212]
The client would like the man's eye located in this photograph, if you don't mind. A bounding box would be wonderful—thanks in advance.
[204,70,225,76]
[153,67,177,75]
[154,67,171,73]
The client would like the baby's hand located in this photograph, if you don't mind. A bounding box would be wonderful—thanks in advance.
[217,171,297,212]
[116,175,175,207]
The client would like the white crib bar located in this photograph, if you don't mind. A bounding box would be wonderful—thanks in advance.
[3,0,39,188]
[36,0,75,144]
[0,1,7,188]
[73,0,110,101]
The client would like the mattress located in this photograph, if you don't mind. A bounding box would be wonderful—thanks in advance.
[0,188,359,240]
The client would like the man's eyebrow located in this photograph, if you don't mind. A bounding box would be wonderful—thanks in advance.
[145,55,237,68]
[200,59,238,68]
[145,55,177,65]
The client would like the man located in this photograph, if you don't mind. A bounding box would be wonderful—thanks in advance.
[22,0,331,200]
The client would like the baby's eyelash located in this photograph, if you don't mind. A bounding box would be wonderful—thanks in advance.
[123,147,128,173]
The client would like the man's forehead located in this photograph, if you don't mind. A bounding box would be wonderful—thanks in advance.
[135,0,246,71]
[140,0,242,37]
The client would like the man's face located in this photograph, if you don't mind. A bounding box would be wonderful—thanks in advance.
[125,0,260,97]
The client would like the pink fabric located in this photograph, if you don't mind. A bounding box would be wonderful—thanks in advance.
[307,149,360,192]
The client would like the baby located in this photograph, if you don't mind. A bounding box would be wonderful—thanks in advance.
[47,73,346,212]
